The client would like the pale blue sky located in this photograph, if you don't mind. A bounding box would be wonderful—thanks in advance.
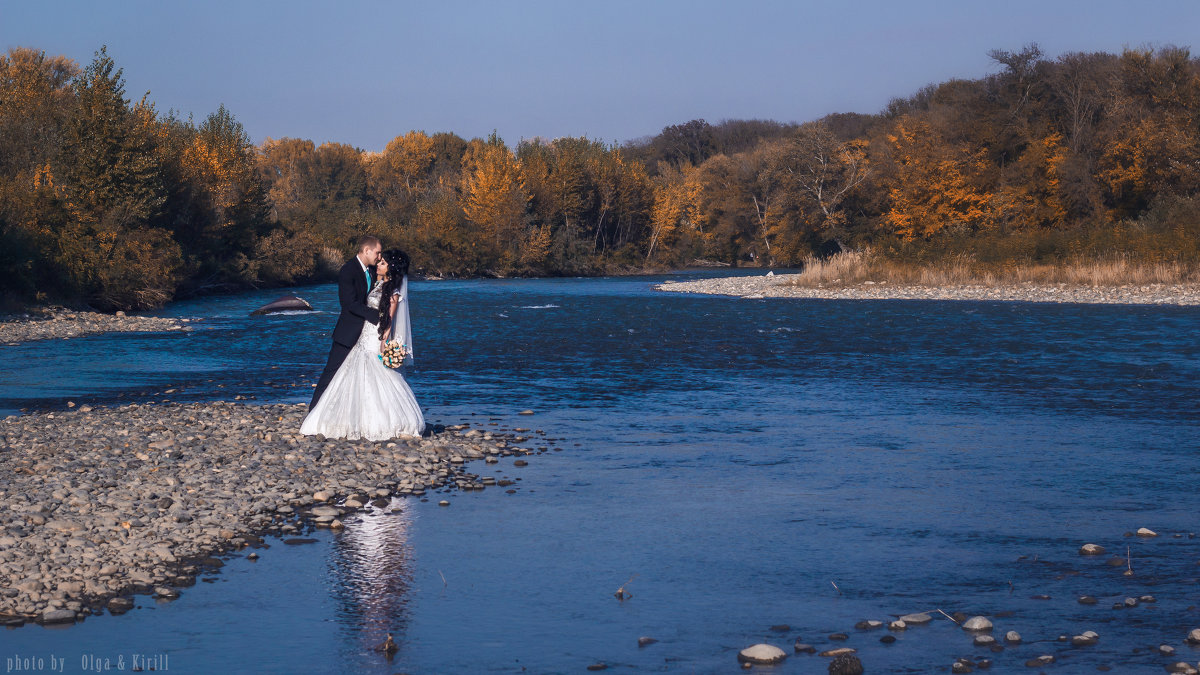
[3,1,1198,150]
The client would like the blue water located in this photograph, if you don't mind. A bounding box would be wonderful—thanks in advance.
[3,271,1200,674]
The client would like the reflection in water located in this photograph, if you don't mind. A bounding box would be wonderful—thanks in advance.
[328,502,415,658]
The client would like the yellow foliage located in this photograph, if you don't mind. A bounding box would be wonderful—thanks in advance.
[883,117,994,239]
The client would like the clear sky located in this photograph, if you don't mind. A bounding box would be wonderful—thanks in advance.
[3,0,1198,151]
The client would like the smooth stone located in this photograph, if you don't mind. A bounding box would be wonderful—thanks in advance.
[899,612,932,624]
[963,616,993,631]
[1024,655,1054,667]
[819,647,856,657]
[438,500,450,507]
[1005,631,1022,643]
[879,635,896,644]
[1136,527,1158,537]
[1159,644,1175,655]
[737,644,787,665]
[793,641,816,653]
[343,499,364,508]
[1167,664,1198,675]
[1078,595,1098,605]
[312,491,331,502]
[1071,634,1097,646]
[1124,597,1138,607]
[974,635,996,646]
[829,632,849,641]
[1186,628,1200,644]
[854,620,883,630]
[310,506,341,518]
[153,587,179,599]
[39,609,75,624]
[637,637,658,647]
[1079,543,1106,555]
[952,662,973,674]
[1140,595,1156,603]
[888,620,907,631]
[107,597,134,614]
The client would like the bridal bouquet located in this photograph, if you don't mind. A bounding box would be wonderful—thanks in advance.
[380,340,408,369]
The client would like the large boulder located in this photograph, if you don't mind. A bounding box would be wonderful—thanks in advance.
[250,295,315,316]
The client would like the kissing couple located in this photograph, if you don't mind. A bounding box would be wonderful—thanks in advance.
[300,235,424,441]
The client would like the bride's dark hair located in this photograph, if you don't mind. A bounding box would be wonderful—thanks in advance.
[377,248,410,340]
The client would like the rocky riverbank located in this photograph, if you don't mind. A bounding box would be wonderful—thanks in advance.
[0,308,191,344]
[657,274,1200,305]
[0,401,542,627]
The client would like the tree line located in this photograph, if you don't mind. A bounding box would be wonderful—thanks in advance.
[2,44,1198,310]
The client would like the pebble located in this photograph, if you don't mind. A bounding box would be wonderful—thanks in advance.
[1079,543,1106,555]
[637,637,657,647]
[899,612,932,624]
[656,276,1200,306]
[0,401,514,625]
[973,635,996,646]
[1186,628,1200,644]
[1078,595,1098,605]
[888,620,907,631]
[818,647,856,657]
[1005,631,1022,643]
[737,644,787,664]
[1136,527,1158,537]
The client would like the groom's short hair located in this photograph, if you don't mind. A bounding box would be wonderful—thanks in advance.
[356,235,381,252]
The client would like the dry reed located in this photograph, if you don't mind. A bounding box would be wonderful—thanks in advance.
[786,249,1199,288]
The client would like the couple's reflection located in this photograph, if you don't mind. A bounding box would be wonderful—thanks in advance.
[329,501,414,658]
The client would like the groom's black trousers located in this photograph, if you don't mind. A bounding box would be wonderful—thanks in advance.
[310,342,352,407]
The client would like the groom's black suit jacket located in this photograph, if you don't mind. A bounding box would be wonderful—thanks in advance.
[332,258,379,347]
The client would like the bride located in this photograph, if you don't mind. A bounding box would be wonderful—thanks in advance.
[301,249,424,440]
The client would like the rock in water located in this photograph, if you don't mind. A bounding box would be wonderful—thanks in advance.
[963,616,993,631]
[374,634,398,654]
[1078,543,1106,555]
[1186,628,1200,644]
[249,295,315,316]
[828,652,864,675]
[39,609,75,624]
[900,612,933,624]
[737,644,787,665]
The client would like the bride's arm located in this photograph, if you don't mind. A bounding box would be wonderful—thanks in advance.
[379,294,400,352]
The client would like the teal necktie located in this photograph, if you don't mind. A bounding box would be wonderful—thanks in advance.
[364,268,370,288]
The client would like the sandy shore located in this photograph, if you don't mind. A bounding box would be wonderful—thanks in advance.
[0,401,546,627]
[657,274,1200,305]
[0,309,191,344]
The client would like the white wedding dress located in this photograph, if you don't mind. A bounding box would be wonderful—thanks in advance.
[301,281,424,441]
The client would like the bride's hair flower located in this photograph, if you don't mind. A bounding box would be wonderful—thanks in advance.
[380,340,408,369]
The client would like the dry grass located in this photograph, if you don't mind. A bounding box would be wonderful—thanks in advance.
[786,249,1200,288]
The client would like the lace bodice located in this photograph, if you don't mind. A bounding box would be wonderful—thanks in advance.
[367,282,383,310]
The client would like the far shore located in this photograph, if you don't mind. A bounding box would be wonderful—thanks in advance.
[656,273,1200,306]
[0,308,192,345]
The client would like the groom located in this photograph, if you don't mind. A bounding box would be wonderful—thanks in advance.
[310,235,383,407]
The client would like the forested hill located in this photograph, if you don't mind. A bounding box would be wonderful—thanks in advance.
[2,44,1198,310]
